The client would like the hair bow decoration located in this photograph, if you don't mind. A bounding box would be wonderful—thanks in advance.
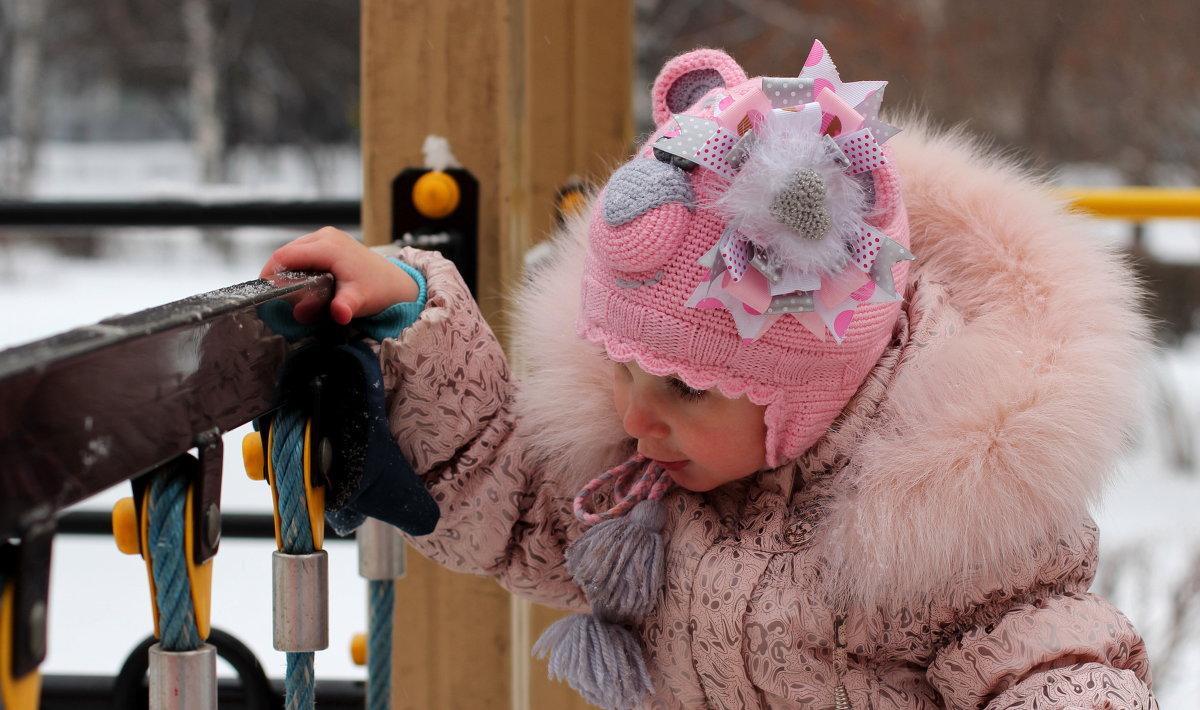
[654,40,914,344]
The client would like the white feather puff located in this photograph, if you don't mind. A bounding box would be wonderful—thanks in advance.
[714,111,869,277]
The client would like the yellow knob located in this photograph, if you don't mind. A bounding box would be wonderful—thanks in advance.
[111,498,141,555]
[242,432,265,481]
[412,171,461,219]
[557,187,588,219]
[350,633,367,666]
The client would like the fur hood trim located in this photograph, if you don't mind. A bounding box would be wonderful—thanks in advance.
[510,124,1153,604]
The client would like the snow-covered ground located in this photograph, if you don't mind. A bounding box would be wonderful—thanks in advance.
[2,142,1199,704]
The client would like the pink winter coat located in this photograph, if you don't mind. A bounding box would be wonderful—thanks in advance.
[377,126,1158,709]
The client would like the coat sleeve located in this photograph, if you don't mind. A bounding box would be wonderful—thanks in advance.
[926,537,1157,710]
[373,246,590,611]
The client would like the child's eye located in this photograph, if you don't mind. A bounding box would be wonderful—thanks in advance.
[667,377,707,401]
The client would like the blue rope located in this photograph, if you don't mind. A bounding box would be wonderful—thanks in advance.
[272,408,314,555]
[367,580,395,710]
[147,469,201,652]
[271,407,317,710]
[285,651,315,710]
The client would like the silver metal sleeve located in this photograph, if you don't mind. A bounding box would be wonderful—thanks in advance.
[271,549,330,652]
[148,643,217,710]
[356,517,407,580]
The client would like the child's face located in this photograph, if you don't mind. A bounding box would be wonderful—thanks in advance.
[612,360,768,491]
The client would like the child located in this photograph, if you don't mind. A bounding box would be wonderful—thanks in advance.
[263,43,1157,710]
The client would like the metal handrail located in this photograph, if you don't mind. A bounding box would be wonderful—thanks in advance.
[0,199,360,227]
[1062,188,1200,220]
[2,190,1196,228]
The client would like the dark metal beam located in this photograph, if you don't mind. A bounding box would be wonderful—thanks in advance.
[54,510,354,540]
[0,200,360,228]
[0,273,333,542]
[41,674,365,710]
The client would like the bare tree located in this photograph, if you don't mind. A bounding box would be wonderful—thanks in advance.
[1098,543,1200,693]
[183,0,224,183]
[3,0,48,196]
[0,0,358,193]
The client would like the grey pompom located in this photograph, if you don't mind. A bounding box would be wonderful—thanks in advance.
[532,613,653,710]
[565,499,668,621]
[769,168,832,240]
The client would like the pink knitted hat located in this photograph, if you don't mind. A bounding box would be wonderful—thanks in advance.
[577,43,912,467]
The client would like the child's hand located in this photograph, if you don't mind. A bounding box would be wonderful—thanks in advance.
[261,227,420,325]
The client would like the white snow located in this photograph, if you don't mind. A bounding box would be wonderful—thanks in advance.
[1,142,1198,702]
[421,135,462,172]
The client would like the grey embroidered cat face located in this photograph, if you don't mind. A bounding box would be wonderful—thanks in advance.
[602,158,695,228]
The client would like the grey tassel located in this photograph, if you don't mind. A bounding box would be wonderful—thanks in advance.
[533,613,653,710]
[565,499,668,621]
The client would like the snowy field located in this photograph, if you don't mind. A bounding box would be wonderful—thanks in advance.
[2,142,1199,704]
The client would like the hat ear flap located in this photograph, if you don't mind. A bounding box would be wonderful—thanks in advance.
[650,49,748,127]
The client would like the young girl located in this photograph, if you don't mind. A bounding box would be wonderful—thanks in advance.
[264,44,1158,710]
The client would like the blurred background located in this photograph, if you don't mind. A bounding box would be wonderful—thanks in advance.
[5,0,1199,198]
[1,0,1198,705]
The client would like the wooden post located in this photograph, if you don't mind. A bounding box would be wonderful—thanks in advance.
[361,1,633,708]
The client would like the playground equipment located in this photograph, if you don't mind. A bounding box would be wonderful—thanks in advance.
[0,272,330,709]
[1063,187,1200,220]
[0,268,433,710]
[0,0,638,705]
[2,3,636,708]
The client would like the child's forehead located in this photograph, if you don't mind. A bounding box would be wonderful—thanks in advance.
[621,358,760,406]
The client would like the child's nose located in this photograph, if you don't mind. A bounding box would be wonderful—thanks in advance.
[621,393,669,441]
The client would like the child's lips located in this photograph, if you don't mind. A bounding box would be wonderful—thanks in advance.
[653,459,689,471]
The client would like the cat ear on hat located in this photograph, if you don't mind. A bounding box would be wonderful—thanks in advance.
[651,49,748,127]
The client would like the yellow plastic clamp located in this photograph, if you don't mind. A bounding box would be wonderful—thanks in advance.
[117,481,214,641]
[557,186,588,219]
[112,497,141,555]
[350,633,367,666]
[264,419,326,551]
[242,431,266,481]
[0,580,41,710]
[412,171,461,219]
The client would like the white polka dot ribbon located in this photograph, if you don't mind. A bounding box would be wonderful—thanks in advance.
[834,128,889,176]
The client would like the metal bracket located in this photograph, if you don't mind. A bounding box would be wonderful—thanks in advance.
[192,430,224,566]
[5,517,54,678]
[307,374,331,489]
[125,433,222,568]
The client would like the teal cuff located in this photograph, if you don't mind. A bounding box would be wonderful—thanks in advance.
[256,259,427,342]
[353,259,427,341]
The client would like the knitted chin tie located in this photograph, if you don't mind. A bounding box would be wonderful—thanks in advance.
[533,454,675,710]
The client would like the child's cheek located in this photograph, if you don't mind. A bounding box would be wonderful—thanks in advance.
[611,368,629,415]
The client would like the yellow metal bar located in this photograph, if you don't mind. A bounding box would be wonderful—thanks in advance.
[1063,188,1200,220]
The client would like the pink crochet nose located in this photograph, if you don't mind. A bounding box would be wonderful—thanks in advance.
[588,198,692,275]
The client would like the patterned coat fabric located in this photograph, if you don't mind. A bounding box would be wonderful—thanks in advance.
[377,125,1158,709]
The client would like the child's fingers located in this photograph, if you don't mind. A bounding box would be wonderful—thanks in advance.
[329,285,362,325]
[259,228,357,277]
[291,292,327,324]
[256,228,409,324]
[262,241,338,276]
[287,278,360,325]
